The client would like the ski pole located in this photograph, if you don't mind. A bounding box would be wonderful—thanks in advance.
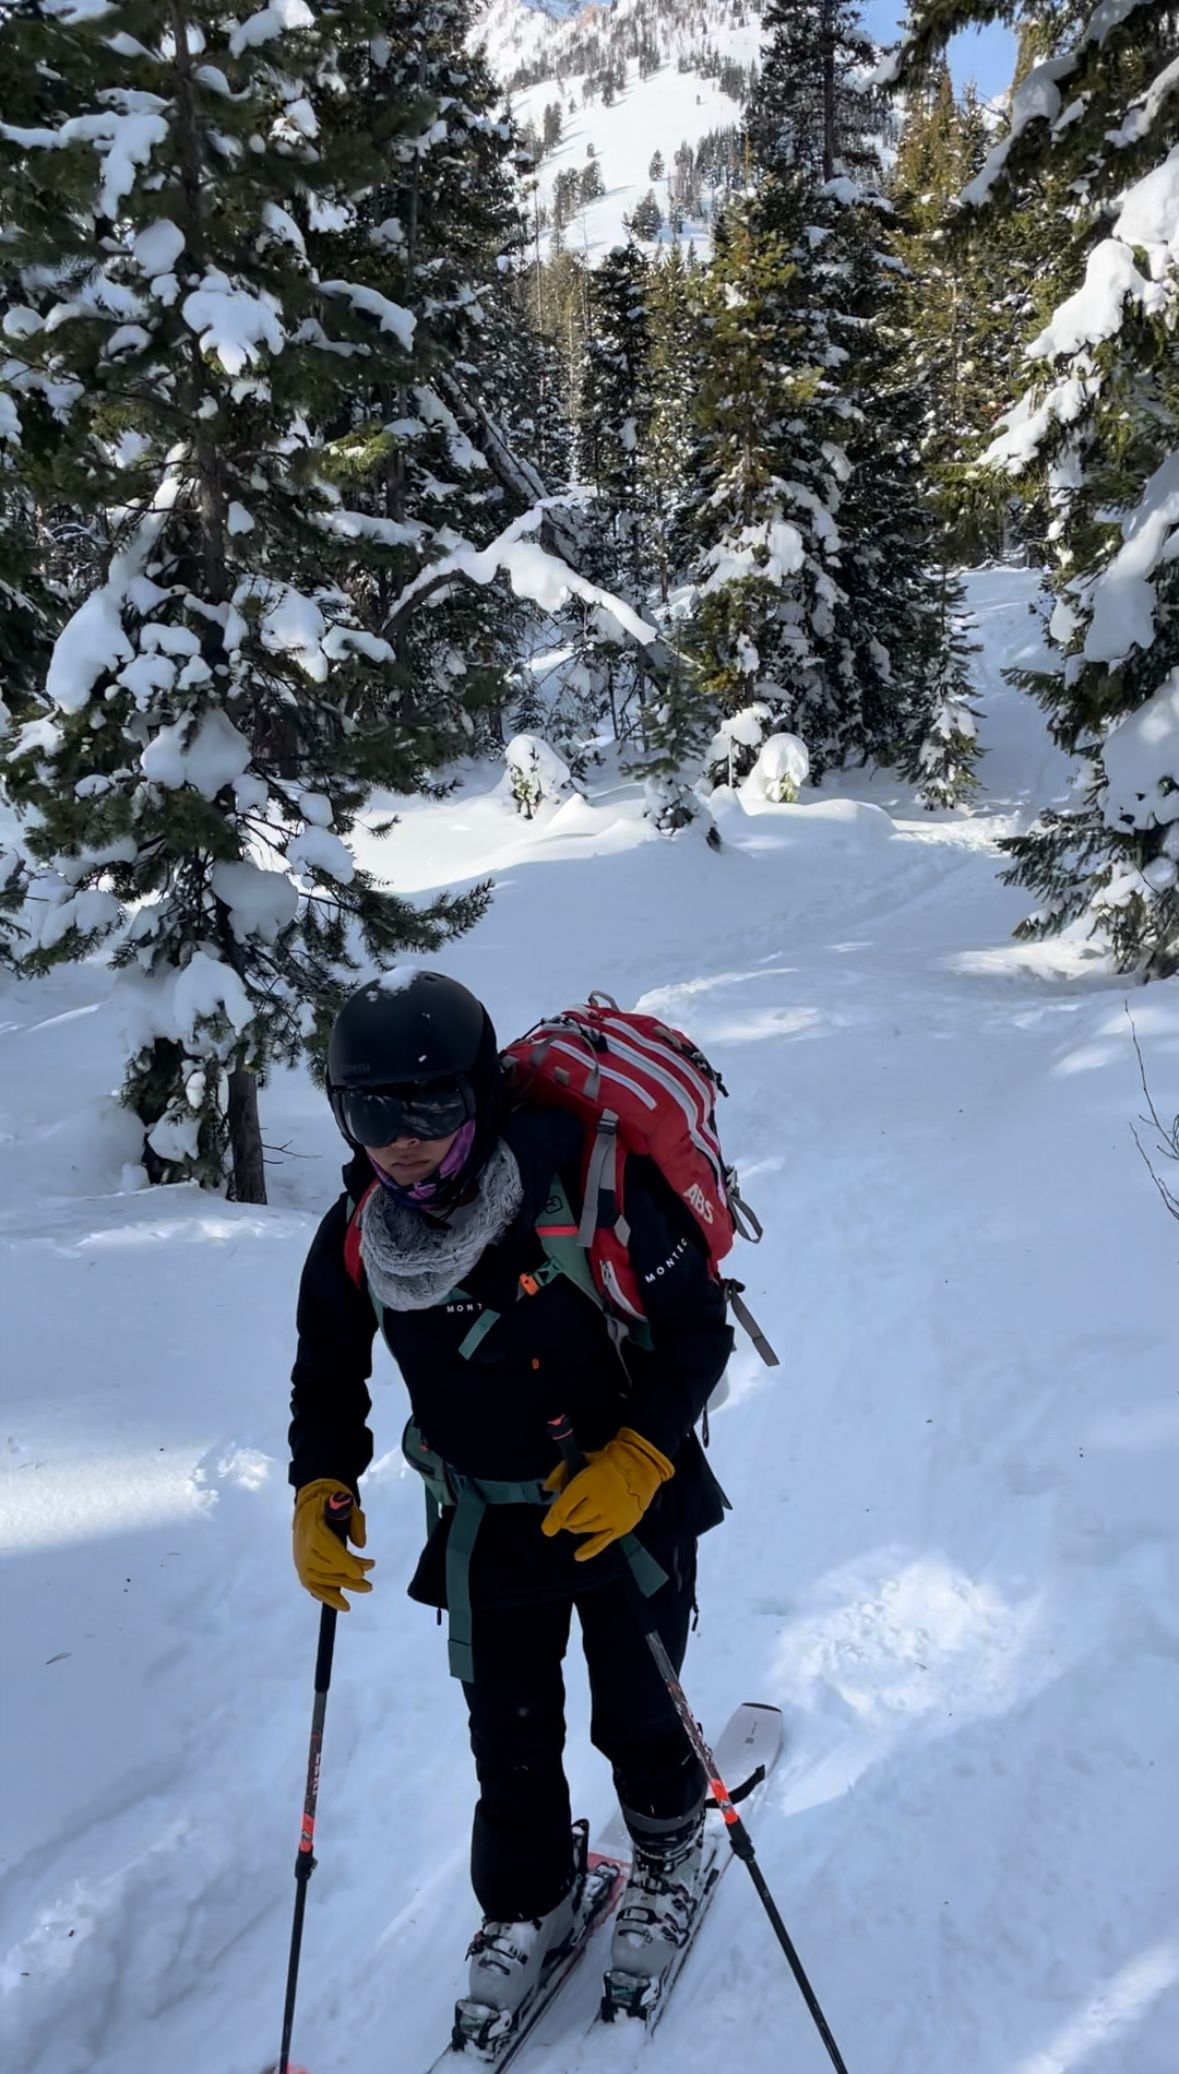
[547,1414,852,2074]
[271,1488,354,2074]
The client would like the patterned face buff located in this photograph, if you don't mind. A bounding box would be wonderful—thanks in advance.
[368,1116,477,1206]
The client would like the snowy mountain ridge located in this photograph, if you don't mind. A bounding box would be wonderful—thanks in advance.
[472,0,767,259]
[474,0,764,92]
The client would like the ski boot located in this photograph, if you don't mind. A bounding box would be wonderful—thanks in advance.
[602,1809,707,2022]
[454,1821,608,2058]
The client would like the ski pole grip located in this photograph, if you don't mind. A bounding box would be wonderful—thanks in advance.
[324,1488,353,1541]
[547,1412,588,1479]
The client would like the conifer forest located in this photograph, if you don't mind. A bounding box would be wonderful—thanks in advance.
[3,13,1179,2074]
[1,1,1175,1198]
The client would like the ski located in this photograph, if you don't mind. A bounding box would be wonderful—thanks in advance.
[600,1701,784,2035]
[426,1703,782,2070]
[428,1822,628,2072]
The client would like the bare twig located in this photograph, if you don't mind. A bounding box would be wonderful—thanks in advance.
[1126,1003,1179,1223]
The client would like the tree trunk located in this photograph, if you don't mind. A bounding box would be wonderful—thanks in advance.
[227,1066,267,1203]
[822,0,836,184]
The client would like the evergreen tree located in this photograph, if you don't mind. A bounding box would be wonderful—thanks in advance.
[629,190,664,243]
[0,2,497,1197]
[893,0,1179,970]
[712,0,985,791]
[889,54,1059,562]
[306,3,529,746]
[645,247,704,604]
[688,202,842,751]
[573,242,656,739]
[747,0,881,187]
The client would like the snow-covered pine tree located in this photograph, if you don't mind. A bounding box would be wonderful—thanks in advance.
[748,0,881,190]
[686,2,874,773]
[645,244,704,605]
[737,0,981,795]
[890,62,998,556]
[827,184,984,797]
[305,1,532,754]
[687,200,842,753]
[888,45,1061,562]
[891,0,1179,971]
[578,243,655,598]
[0,2,492,1198]
[572,240,657,741]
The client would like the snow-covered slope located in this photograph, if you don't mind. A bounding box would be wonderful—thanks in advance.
[4,571,1179,2074]
[474,0,765,259]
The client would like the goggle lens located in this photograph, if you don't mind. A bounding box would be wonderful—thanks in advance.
[332,1078,473,1148]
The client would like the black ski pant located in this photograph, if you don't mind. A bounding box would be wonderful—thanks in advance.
[462,1540,706,1921]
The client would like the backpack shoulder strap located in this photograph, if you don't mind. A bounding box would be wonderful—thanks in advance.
[534,1172,604,1311]
[533,1169,654,1354]
[343,1180,380,1291]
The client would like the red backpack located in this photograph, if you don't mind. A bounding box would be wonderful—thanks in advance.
[343,992,776,1366]
[503,994,777,1365]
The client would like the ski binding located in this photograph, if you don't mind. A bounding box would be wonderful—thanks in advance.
[450,1843,623,2063]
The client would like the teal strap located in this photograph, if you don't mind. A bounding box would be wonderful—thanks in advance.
[445,1484,485,1682]
[618,1531,667,1600]
[457,1308,501,1359]
[535,1175,604,1309]
[535,1174,654,1353]
[402,1420,559,1680]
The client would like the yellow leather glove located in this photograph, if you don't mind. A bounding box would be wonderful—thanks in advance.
[293,1479,374,1612]
[541,1428,674,1563]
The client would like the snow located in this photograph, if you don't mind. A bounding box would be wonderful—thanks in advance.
[173,949,253,1040]
[209,859,301,943]
[1107,58,1179,150]
[131,220,185,280]
[376,963,426,995]
[299,792,334,828]
[502,732,576,815]
[44,514,174,714]
[485,9,765,262]
[228,2,315,58]
[741,732,812,806]
[3,570,1179,2074]
[983,374,1096,477]
[957,0,1159,211]
[1101,667,1179,829]
[1027,236,1168,363]
[1083,448,1179,665]
[385,500,660,649]
[320,280,416,351]
[287,826,355,886]
[140,710,252,799]
[182,273,285,377]
[251,584,328,681]
[701,519,805,595]
[1113,142,1179,264]
[261,201,306,256]
[0,107,169,219]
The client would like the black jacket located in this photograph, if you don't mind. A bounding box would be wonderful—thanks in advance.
[289,1105,733,1608]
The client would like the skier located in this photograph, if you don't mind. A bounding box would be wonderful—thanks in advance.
[289,970,733,2022]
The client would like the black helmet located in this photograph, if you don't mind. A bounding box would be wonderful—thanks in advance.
[327,969,500,1151]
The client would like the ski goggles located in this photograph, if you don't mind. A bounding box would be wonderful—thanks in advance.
[329,1075,475,1148]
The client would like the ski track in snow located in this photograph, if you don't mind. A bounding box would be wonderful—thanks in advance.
[2,570,1178,2074]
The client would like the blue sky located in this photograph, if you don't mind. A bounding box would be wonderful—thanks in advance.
[862,3,1017,106]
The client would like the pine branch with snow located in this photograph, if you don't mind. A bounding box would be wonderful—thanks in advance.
[0,2,499,1195]
[881,0,1179,969]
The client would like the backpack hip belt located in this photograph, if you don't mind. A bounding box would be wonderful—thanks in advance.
[400,1418,667,1682]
